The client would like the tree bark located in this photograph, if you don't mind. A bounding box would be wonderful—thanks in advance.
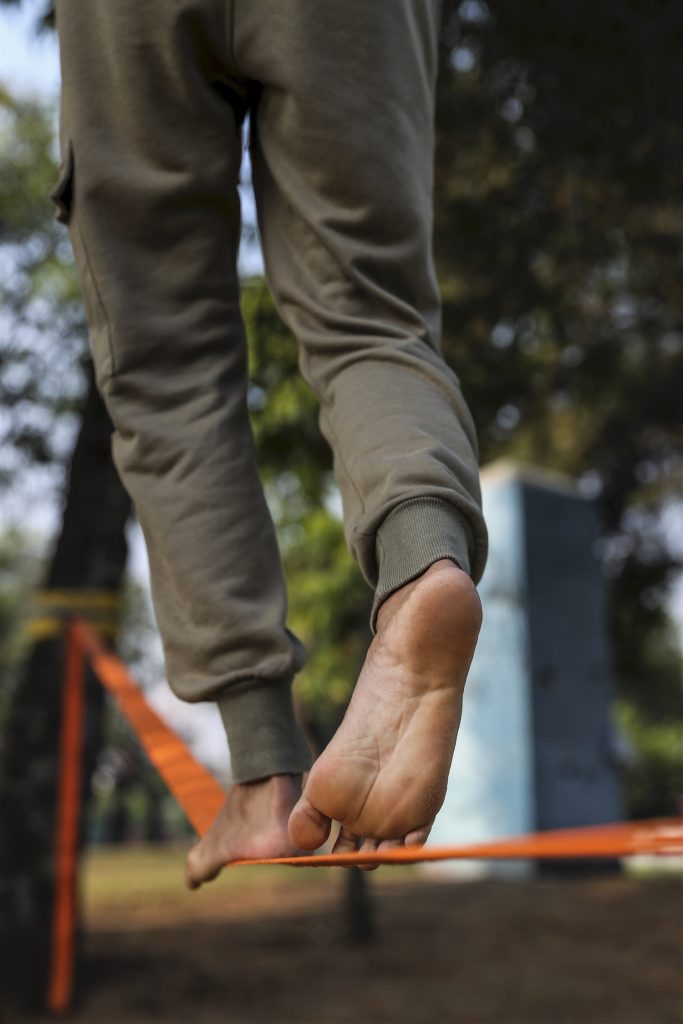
[0,366,131,1011]
[345,867,375,945]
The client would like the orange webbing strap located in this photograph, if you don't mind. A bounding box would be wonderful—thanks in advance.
[47,622,86,1015]
[69,618,224,836]
[228,817,683,867]
[70,618,683,867]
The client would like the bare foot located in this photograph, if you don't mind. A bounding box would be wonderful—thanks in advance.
[185,774,302,889]
[288,559,482,856]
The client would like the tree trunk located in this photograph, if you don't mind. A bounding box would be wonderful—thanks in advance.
[345,867,375,945]
[0,367,131,1011]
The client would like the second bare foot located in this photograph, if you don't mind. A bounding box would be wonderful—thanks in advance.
[186,773,302,889]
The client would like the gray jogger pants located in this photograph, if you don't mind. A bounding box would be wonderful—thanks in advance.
[51,0,488,783]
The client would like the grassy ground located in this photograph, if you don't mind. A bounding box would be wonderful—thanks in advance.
[24,846,683,1023]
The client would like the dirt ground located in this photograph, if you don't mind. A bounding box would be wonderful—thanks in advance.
[14,848,683,1024]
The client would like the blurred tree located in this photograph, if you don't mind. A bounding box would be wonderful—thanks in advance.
[0,83,82,495]
[6,0,681,771]
[432,0,682,813]
[0,0,53,31]
[241,4,683,794]
[0,89,131,1010]
[0,0,681,1001]
[241,280,372,740]
[0,539,173,844]
[0,529,42,737]
[242,0,683,814]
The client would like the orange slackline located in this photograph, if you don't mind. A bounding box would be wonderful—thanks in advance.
[70,618,224,837]
[228,818,683,867]
[68,617,683,867]
[47,618,683,1016]
[47,622,86,1015]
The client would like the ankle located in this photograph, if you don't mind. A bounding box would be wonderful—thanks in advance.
[266,773,303,811]
[237,772,302,797]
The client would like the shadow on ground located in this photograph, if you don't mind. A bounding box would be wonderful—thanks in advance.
[17,873,683,1024]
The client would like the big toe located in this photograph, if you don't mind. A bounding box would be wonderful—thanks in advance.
[185,837,223,890]
[288,793,332,850]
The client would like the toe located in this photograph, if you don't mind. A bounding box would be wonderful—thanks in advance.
[333,825,361,857]
[185,837,222,890]
[288,793,332,850]
[405,827,431,847]
[185,846,201,890]
[358,837,380,871]
[378,838,405,851]
[375,837,405,866]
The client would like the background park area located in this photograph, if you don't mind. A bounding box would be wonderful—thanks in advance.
[1,0,682,1021]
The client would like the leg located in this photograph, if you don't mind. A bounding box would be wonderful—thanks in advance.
[53,0,311,855]
[240,0,487,849]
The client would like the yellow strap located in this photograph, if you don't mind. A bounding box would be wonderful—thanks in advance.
[25,617,119,641]
[24,590,122,641]
[35,590,122,610]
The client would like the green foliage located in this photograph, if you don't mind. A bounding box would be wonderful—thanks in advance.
[242,280,371,726]
[0,86,86,495]
[239,3,683,781]
[435,0,682,537]
[613,611,683,818]
[433,0,683,810]
[241,279,331,506]
[2,2,681,812]
[284,510,370,733]
[617,701,683,819]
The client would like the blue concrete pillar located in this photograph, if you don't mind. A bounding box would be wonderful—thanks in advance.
[428,461,623,877]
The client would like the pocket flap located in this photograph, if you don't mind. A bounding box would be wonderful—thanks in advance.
[49,140,74,225]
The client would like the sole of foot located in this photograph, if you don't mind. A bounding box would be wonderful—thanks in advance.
[185,773,303,889]
[288,559,482,858]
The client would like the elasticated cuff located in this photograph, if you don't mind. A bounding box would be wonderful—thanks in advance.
[371,497,474,633]
[218,677,313,784]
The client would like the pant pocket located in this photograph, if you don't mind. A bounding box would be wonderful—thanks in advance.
[49,140,75,225]
[49,140,116,386]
